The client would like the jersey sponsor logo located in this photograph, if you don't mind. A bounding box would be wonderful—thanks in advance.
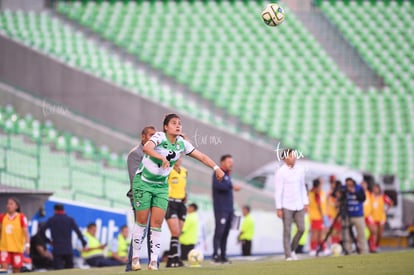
[166,151,176,162]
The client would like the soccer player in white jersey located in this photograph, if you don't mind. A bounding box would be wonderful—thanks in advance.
[131,113,225,271]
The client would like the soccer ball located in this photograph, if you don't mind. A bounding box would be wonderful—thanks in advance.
[187,249,204,267]
[261,3,285,26]
[331,243,343,256]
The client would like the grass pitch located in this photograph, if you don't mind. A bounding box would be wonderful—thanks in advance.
[30,250,414,275]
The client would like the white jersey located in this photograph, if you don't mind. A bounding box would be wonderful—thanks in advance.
[137,132,195,184]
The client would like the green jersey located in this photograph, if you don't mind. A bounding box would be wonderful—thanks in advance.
[137,132,195,184]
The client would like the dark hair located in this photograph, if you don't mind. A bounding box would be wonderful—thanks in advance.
[189,203,198,211]
[312,178,321,189]
[243,205,251,212]
[335,180,342,189]
[163,113,180,132]
[121,224,128,231]
[8,197,21,213]
[345,177,356,185]
[87,222,97,229]
[141,126,156,136]
[220,154,232,162]
[281,148,295,160]
[54,203,64,211]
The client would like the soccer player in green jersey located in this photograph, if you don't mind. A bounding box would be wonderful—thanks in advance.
[131,114,225,271]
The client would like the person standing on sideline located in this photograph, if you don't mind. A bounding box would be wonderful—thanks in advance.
[238,205,254,256]
[308,178,329,256]
[212,154,241,264]
[82,223,121,267]
[179,203,199,260]
[327,179,342,245]
[41,204,87,270]
[125,126,156,272]
[274,149,309,261]
[344,178,368,254]
[0,197,30,273]
[130,114,224,271]
[361,180,377,252]
[165,156,187,267]
[371,184,393,252]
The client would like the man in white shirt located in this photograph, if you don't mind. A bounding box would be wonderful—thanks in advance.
[275,149,309,260]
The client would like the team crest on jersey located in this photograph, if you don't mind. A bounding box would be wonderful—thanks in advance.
[136,201,141,208]
[176,144,180,150]
[5,224,13,234]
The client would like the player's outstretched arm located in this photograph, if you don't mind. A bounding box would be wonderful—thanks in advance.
[188,149,224,181]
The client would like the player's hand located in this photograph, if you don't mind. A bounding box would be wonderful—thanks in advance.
[25,246,30,255]
[233,184,241,191]
[215,168,225,181]
[276,209,283,218]
[304,204,309,212]
[161,158,170,169]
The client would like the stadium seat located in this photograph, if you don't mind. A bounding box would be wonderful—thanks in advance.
[1,1,412,187]
[0,102,129,206]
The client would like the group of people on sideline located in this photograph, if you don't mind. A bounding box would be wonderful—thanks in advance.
[0,200,134,273]
[275,148,393,261]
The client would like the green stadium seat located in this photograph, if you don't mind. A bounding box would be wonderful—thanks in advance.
[0,101,137,208]
[1,1,412,188]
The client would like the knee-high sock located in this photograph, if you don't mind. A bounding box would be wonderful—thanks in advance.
[310,240,318,251]
[132,223,147,259]
[149,227,162,263]
[168,237,180,259]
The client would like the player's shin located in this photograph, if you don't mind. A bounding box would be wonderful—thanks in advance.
[132,222,147,259]
[149,227,162,263]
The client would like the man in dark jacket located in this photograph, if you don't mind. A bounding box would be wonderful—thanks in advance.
[41,204,87,269]
[30,222,54,270]
[212,154,240,264]
[344,178,368,254]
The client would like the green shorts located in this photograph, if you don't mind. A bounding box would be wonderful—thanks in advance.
[132,174,169,211]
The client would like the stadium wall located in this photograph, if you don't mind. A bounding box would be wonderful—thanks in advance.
[0,34,276,177]
[0,81,137,152]
[0,0,46,11]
